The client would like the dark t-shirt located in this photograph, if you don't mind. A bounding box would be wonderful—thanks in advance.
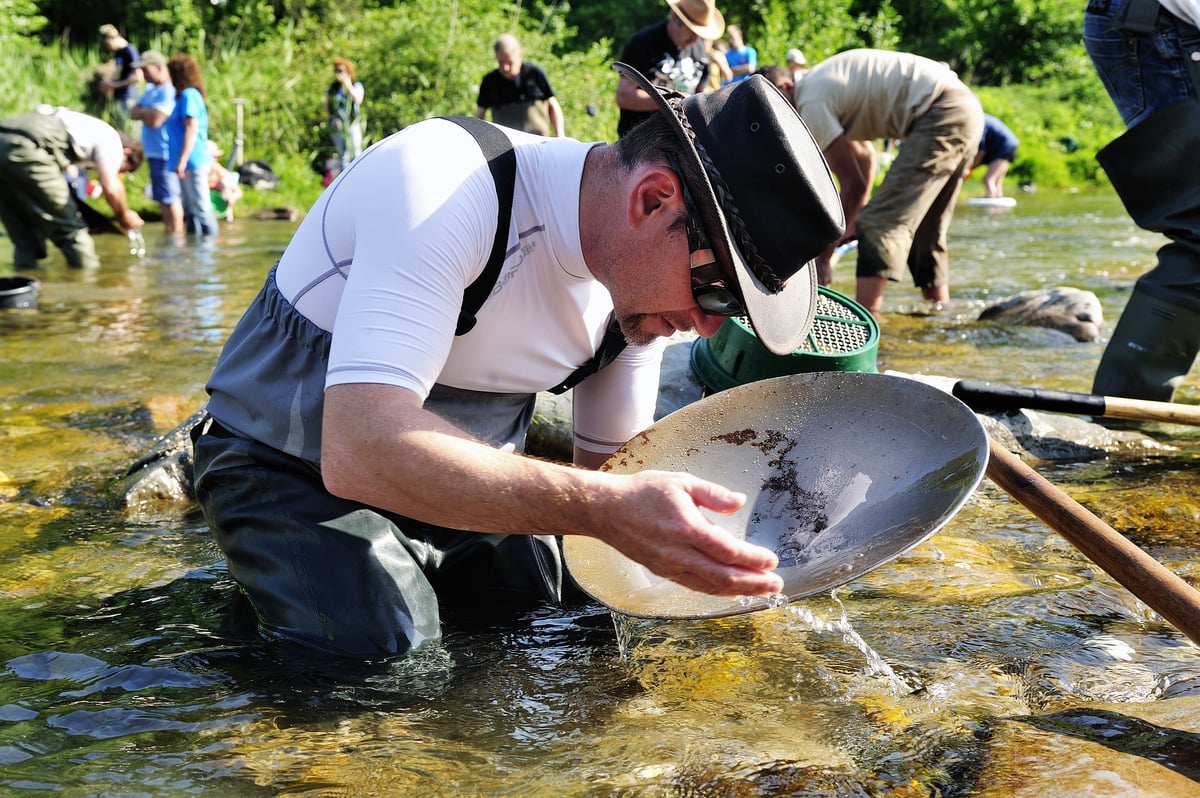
[113,44,140,102]
[616,19,710,137]
[477,62,557,136]
[979,114,1019,163]
[477,63,555,108]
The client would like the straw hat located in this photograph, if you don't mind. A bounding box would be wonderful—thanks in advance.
[666,0,725,41]
[612,62,844,355]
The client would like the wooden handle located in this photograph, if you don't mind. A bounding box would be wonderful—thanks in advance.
[1102,396,1200,425]
[986,438,1200,646]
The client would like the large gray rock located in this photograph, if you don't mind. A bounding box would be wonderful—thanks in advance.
[979,287,1104,342]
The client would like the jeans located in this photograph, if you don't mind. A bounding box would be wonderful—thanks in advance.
[331,121,363,170]
[180,162,219,236]
[1083,0,1198,127]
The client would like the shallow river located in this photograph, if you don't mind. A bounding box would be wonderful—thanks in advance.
[1,190,1198,796]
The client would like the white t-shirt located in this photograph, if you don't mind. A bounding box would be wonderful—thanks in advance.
[274,118,665,457]
[44,107,125,177]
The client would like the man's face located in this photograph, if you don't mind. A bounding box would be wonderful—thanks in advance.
[667,14,699,49]
[143,63,167,85]
[103,35,119,52]
[495,47,521,78]
[612,173,734,347]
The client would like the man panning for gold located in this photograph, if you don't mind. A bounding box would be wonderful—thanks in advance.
[191,62,843,659]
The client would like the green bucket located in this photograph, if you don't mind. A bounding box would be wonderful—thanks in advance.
[690,286,879,392]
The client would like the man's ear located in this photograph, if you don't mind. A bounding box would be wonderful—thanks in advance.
[628,164,681,229]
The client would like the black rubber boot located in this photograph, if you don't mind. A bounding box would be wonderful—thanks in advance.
[1092,287,1200,400]
[1093,99,1200,401]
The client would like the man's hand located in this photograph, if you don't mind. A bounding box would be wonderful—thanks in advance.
[119,209,144,230]
[588,469,784,598]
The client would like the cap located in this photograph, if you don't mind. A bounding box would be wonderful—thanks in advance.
[132,50,167,68]
[786,49,808,67]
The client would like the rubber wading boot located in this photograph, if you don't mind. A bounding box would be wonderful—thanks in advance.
[1093,99,1200,402]
[1092,288,1200,400]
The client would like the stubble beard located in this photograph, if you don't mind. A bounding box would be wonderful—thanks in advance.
[616,313,658,348]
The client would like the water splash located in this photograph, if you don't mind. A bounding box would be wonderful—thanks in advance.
[612,611,638,660]
[786,592,916,694]
[734,592,790,610]
[128,229,146,258]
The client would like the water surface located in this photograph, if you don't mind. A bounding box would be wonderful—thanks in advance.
[1,190,1198,796]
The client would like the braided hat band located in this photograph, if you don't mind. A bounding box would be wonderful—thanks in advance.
[666,94,783,294]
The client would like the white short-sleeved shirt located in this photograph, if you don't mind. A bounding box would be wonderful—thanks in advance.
[46,107,125,177]
[273,118,665,456]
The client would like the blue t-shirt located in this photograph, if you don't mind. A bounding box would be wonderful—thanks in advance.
[724,46,757,83]
[165,87,211,171]
[137,82,176,160]
[979,114,1019,163]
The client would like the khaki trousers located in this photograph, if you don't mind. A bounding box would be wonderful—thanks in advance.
[855,87,983,289]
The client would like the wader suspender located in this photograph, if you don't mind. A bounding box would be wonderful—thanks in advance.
[1112,0,1200,89]
[443,116,628,395]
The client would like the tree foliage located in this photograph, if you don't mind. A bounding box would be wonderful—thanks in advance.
[868,0,1084,84]
[0,0,1119,198]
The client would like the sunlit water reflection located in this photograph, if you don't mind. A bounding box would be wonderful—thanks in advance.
[1,191,1198,796]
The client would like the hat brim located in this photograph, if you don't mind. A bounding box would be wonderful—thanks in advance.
[666,0,726,41]
[612,61,818,356]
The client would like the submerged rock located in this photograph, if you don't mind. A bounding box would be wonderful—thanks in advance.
[974,695,1200,797]
[113,407,206,517]
[979,287,1104,342]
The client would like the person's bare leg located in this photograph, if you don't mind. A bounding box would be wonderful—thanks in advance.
[921,284,950,305]
[856,275,887,313]
[161,201,184,235]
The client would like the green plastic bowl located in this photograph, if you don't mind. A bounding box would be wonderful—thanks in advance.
[690,286,879,392]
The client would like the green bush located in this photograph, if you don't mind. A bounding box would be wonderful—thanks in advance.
[973,79,1122,191]
[2,0,1129,216]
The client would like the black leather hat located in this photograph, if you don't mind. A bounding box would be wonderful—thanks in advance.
[613,62,844,355]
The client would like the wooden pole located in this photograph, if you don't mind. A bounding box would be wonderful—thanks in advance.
[986,438,1200,646]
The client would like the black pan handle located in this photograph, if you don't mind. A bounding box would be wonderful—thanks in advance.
[952,379,1107,416]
